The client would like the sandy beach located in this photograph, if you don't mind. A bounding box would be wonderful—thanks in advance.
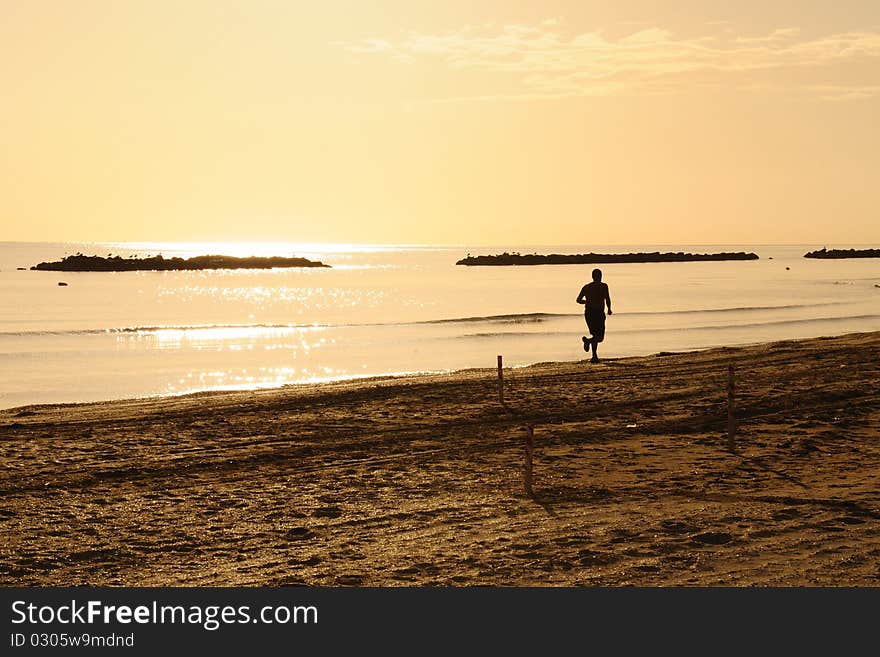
[2,331,878,586]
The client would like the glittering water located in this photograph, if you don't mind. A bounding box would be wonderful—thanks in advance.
[1,241,878,409]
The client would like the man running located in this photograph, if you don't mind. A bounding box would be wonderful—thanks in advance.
[576,268,612,363]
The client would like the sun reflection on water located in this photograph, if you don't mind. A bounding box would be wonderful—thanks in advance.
[155,284,393,313]
[116,324,332,349]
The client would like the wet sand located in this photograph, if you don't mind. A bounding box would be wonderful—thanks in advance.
[2,331,879,586]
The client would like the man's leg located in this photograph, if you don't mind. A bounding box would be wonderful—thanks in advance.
[590,312,605,363]
[583,313,593,353]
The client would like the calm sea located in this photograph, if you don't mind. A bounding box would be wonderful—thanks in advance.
[1,241,878,409]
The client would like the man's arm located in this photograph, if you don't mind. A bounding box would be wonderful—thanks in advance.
[576,285,587,304]
[605,285,612,314]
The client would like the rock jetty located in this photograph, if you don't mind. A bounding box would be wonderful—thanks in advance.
[804,248,880,259]
[31,254,330,272]
[456,251,759,266]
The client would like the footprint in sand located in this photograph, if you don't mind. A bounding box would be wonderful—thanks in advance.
[634,564,661,573]
[577,549,616,566]
[516,551,541,560]
[659,520,697,535]
[691,531,733,546]
[771,508,801,521]
[275,578,309,586]
[284,527,317,540]
[392,566,420,577]
[748,529,777,539]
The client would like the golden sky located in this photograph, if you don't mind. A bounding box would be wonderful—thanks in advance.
[2,1,878,244]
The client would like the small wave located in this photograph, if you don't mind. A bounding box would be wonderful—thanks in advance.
[459,331,572,338]
[0,303,864,338]
[0,313,565,337]
[613,314,880,334]
[0,323,322,338]
[422,312,563,324]
[400,303,852,324]
[451,314,880,339]
[624,302,852,316]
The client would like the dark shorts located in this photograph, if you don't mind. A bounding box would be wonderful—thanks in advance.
[585,309,606,341]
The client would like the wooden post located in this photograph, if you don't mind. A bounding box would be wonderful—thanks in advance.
[497,355,504,405]
[524,424,534,497]
[727,364,736,451]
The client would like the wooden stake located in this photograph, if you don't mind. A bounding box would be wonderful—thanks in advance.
[524,424,534,497]
[497,354,504,405]
[727,364,736,451]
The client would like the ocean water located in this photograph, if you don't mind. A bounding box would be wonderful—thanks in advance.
[1,241,878,410]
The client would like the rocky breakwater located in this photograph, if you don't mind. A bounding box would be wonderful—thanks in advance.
[456,251,760,266]
[804,248,880,259]
[31,254,331,271]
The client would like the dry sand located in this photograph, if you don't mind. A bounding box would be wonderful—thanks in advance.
[2,332,879,586]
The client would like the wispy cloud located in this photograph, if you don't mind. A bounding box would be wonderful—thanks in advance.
[734,27,802,44]
[810,84,880,101]
[340,22,880,101]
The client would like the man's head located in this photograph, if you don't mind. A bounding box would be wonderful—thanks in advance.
[592,268,602,282]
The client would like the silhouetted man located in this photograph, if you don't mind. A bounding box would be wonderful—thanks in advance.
[576,268,612,363]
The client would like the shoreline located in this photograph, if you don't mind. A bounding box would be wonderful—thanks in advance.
[2,331,879,586]
[0,328,861,414]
